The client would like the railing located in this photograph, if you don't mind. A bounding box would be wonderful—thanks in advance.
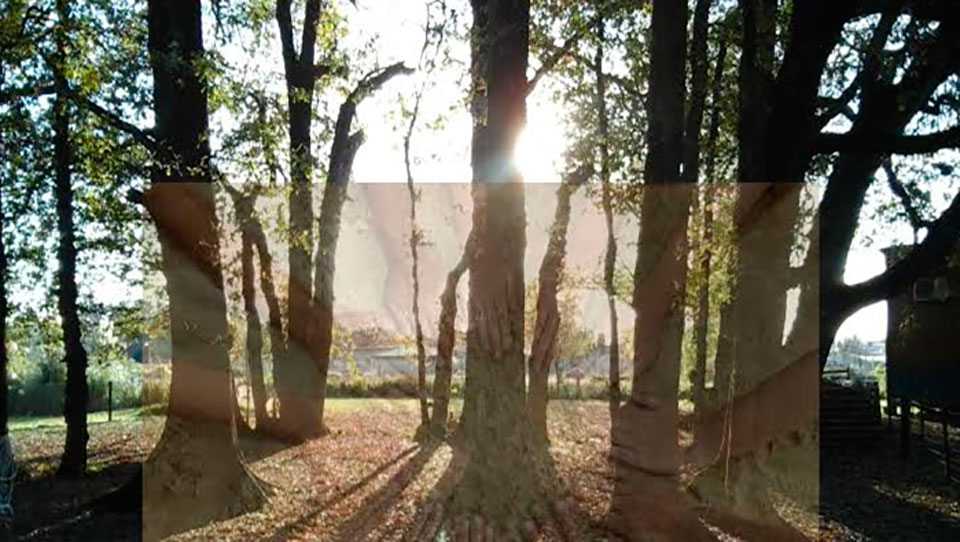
[889,398,958,483]
[823,367,851,380]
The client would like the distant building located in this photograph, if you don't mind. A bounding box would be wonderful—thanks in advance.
[329,342,466,379]
[575,336,611,378]
[883,245,960,409]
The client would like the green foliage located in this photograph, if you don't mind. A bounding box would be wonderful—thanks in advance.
[6,357,145,417]
[322,375,628,401]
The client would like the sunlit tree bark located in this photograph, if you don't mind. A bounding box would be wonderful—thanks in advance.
[527,168,589,445]
[142,2,264,538]
[454,0,537,523]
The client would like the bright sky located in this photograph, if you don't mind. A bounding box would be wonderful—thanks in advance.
[839,250,887,341]
[344,0,567,184]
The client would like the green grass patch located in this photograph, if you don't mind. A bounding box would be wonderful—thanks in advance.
[9,408,143,432]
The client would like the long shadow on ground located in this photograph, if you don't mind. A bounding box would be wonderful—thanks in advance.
[398,440,600,542]
[5,462,141,542]
[266,442,436,541]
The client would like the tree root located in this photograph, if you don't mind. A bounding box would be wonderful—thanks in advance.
[142,417,267,541]
[403,494,593,542]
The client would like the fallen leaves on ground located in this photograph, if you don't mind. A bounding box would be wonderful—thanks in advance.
[8,400,959,541]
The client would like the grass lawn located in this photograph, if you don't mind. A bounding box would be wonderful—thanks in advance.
[9,408,143,432]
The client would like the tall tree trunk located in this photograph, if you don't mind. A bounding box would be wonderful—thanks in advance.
[430,248,469,437]
[610,1,706,540]
[310,143,356,438]
[250,207,286,410]
[732,1,804,397]
[225,181,285,430]
[405,93,430,431]
[682,0,711,185]
[454,0,535,522]
[694,36,727,414]
[595,16,621,433]
[527,170,588,445]
[737,0,777,183]
[310,65,411,436]
[54,0,89,478]
[238,196,269,426]
[684,0,715,419]
[142,2,264,538]
[276,0,323,440]
[0,156,7,438]
[691,186,713,418]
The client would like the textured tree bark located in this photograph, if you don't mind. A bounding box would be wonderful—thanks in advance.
[142,2,264,538]
[737,184,802,393]
[454,0,536,524]
[609,1,707,540]
[430,248,468,437]
[527,172,587,444]
[310,65,410,435]
[54,0,89,479]
[275,0,324,440]
[238,197,269,426]
[225,182,285,431]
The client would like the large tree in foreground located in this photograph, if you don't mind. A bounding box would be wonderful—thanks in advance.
[273,0,328,439]
[141,1,264,538]
[608,0,711,540]
[453,0,535,525]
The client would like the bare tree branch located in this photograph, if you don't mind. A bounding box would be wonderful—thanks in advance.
[347,62,415,105]
[883,159,929,241]
[78,95,158,152]
[41,51,157,151]
[0,83,55,103]
[536,39,644,100]
[816,78,861,129]
[841,187,960,313]
[814,125,960,154]
[526,18,597,97]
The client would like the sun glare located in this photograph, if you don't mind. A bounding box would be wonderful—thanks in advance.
[515,105,567,183]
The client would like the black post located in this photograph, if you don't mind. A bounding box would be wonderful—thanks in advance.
[108,381,113,422]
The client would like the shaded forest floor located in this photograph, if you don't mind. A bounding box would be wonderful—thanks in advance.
[4,399,958,541]
[820,417,960,541]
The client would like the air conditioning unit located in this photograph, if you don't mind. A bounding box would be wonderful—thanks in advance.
[913,276,950,302]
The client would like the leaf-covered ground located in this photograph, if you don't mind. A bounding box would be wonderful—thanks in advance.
[5,399,959,541]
